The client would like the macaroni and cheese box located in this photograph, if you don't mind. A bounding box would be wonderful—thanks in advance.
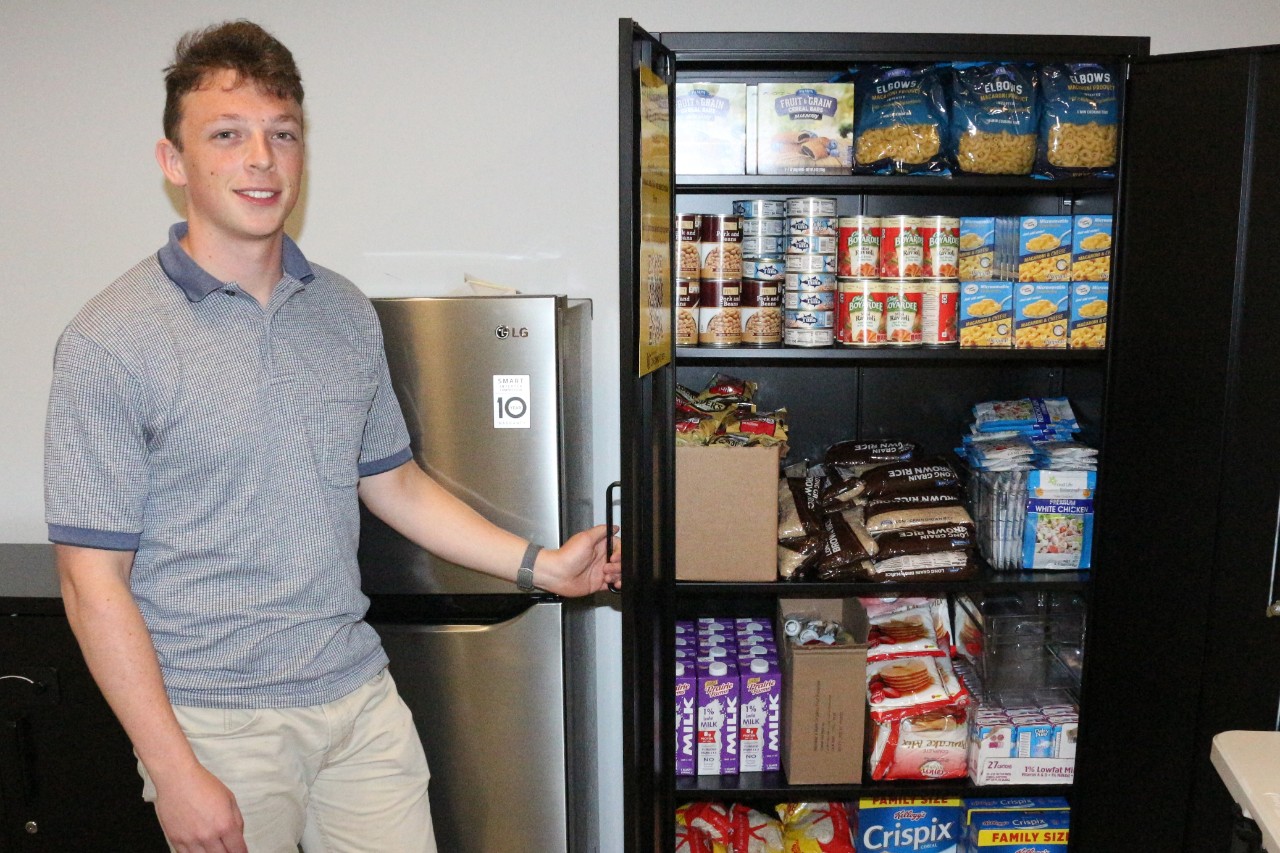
[962,807,1069,852]
[960,282,1013,348]
[1071,214,1113,281]
[959,217,996,281]
[1069,281,1109,349]
[757,83,854,175]
[1013,282,1069,349]
[1017,216,1072,282]
[675,83,748,175]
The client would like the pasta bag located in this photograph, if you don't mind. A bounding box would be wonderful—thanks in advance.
[948,62,1037,175]
[1034,62,1120,179]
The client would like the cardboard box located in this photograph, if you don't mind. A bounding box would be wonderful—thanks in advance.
[756,83,854,175]
[676,444,780,581]
[675,83,748,175]
[777,597,870,784]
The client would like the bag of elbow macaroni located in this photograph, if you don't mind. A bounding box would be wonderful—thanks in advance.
[949,62,1037,176]
[1034,63,1121,179]
[848,64,950,175]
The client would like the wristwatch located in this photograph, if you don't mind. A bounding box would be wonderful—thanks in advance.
[516,542,542,592]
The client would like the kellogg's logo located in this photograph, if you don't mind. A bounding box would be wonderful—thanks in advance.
[893,809,926,821]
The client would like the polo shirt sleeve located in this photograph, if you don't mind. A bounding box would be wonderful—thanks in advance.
[44,328,149,551]
[356,339,413,479]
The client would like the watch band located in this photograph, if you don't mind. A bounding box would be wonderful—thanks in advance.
[516,542,542,592]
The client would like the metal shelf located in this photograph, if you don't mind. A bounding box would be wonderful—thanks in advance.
[676,570,1090,599]
[676,173,1116,195]
[675,772,1072,801]
[676,345,1106,366]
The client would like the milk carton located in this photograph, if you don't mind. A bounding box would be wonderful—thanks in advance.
[675,660,697,776]
[738,656,781,773]
[697,659,740,775]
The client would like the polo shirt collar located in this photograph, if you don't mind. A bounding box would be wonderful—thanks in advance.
[157,222,316,302]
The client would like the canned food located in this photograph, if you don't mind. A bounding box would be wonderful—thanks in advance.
[785,253,838,274]
[698,215,743,280]
[742,217,786,237]
[785,272,837,292]
[784,289,836,311]
[920,215,960,279]
[922,280,960,346]
[742,235,787,257]
[837,278,884,346]
[784,310,835,330]
[676,278,700,347]
[874,280,924,346]
[784,327,835,347]
[676,214,701,279]
[698,279,742,347]
[741,280,782,347]
[837,215,881,278]
[786,234,839,255]
[785,197,837,218]
[879,215,924,279]
[743,257,785,281]
[787,216,838,237]
[733,199,786,218]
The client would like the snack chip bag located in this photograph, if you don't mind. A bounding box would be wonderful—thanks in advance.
[776,802,857,853]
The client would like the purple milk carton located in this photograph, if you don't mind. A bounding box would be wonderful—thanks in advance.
[676,660,697,776]
[697,659,740,775]
[738,656,781,773]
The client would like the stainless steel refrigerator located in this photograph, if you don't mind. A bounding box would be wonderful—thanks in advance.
[357,294,597,852]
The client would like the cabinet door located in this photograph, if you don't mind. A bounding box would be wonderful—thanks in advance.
[1079,46,1280,853]
[618,18,677,853]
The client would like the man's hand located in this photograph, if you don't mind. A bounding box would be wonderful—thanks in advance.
[153,764,247,853]
[533,525,622,597]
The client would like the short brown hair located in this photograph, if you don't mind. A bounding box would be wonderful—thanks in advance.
[163,20,304,147]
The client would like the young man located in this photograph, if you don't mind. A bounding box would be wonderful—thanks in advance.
[44,20,620,853]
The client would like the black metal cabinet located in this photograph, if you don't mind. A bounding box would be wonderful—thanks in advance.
[0,609,166,851]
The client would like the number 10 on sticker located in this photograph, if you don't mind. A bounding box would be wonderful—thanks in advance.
[493,375,531,429]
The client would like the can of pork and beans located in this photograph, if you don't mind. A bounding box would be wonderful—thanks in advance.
[676,279,700,347]
[698,215,743,281]
[698,279,742,347]
[676,214,701,280]
[740,280,782,347]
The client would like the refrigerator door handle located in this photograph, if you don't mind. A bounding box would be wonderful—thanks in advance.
[606,480,621,594]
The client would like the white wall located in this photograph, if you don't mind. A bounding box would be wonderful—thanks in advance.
[4,2,1279,849]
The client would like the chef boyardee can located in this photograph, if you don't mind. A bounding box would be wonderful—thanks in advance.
[922,280,960,346]
[837,278,884,347]
[838,215,881,278]
[876,279,924,346]
[740,280,782,347]
[879,215,924,279]
[676,278,699,347]
[698,279,742,347]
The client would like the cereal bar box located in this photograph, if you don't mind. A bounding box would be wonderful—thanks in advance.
[1069,281,1108,349]
[1071,214,1112,281]
[853,797,963,853]
[757,83,854,175]
[675,83,748,175]
[1013,282,1069,349]
[1017,216,1072,282]
[959,282,1013,348]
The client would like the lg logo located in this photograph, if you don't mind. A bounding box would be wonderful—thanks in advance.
[495,325,530,339]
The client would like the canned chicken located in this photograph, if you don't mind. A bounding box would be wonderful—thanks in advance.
[733,199,786,218]
[920,216,960,279]
[698,279,742,347]
[879,215,924,279]
[922,281,960,346]
[874,280,924,345]
[676,214,701,279]
[676,279,699,347]
[740,280,782,347]
[837,278,884,346]
[698,215,743,280]
[785,197,837,218]
[837,216,881,278]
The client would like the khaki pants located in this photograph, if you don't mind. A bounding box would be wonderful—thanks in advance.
[139,668,436,852]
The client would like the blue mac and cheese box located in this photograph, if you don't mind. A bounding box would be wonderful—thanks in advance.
[961,798,1070,852]
[854,798,963,853]
[1070,214,1112,282]
[1069,281,1108,349]
[1017,216,1073,282]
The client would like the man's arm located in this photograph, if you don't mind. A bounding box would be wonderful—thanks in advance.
[56,544,247,853]
[358,461,621,597]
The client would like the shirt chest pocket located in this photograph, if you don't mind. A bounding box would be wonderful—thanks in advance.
[304,380,378,488]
